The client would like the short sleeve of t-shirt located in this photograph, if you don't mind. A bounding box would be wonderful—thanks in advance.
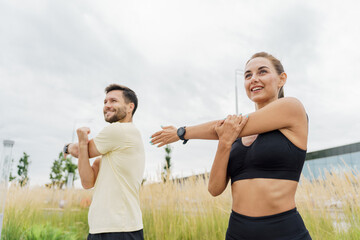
[93,123,122,155]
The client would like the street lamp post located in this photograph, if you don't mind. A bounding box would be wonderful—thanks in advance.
[235,69,243,115]
[0,140,15,238]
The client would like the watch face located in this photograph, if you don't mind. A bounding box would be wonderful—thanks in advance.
[177,127,185,139]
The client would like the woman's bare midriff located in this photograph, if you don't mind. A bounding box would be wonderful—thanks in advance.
[231,178,298,217]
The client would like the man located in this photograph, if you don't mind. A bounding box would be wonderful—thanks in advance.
[64,84,145,240]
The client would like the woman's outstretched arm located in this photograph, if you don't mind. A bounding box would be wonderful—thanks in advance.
[208,115,248,196]
[151,97,307,148]
[151,120,222,147]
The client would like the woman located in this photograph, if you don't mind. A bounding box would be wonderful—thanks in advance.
[151,52,311,240]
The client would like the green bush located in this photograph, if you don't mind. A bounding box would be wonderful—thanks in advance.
[21,224,76,240]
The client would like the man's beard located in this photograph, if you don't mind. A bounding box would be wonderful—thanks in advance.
[104,106,127,123]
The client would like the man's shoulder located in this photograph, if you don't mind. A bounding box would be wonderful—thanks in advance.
[103,122,133,130]
[102,122,141,137]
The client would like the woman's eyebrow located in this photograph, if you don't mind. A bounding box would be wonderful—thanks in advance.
[258,66,270,70]
[244,66,269,75]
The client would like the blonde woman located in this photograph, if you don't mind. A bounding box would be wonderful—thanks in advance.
[151,52,311,239]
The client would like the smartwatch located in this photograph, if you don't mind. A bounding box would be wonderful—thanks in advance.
[177,126,188,144]
[63,143,71,154]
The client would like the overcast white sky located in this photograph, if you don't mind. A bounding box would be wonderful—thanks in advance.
[1,0,360,187]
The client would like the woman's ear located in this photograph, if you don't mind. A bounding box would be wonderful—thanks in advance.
[278,72,287,88]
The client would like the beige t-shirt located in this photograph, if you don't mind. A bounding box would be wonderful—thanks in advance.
[89,122,145,234]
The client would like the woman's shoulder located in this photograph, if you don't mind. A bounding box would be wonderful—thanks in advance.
[275,97,306,116]
[277,97,303,106]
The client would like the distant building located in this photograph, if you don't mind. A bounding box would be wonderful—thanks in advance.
[173,173,209,185]
[302,142,360,179]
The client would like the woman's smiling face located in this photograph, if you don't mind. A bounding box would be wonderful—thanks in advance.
[244,57,285,107]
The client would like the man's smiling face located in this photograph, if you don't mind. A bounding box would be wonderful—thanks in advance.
[103,90,129,123]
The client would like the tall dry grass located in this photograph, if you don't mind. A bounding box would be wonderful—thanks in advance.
[141,168,360,239]
[2,186,91,240]
[2,167,360,239]
[141,176,231,239]
[296,168,360,239]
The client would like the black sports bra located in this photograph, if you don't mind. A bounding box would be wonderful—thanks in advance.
[227,130,306,184]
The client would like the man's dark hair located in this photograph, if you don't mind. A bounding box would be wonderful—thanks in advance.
[105,84,138,116]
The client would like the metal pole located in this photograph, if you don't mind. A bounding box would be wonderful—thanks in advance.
[0,140,15,238]
[235,69,243,115]
[235,71,238,115]
[67,172,74,189]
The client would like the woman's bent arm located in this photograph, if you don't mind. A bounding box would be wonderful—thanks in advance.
[208,115,248,196]
[208,141,231,196]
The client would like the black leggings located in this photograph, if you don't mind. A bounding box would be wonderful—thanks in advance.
[87,229,144,240]
[226,208,312,240]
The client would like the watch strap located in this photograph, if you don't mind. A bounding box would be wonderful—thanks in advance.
[63,143,70,154]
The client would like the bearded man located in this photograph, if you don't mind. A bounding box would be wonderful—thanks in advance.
[63,84,145,240]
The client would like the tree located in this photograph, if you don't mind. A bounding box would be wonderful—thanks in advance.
[17,152,31,187]
[49,152,77,189]
[162,144,172,182]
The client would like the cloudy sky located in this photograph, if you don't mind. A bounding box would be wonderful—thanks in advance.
[1,0,360,187]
